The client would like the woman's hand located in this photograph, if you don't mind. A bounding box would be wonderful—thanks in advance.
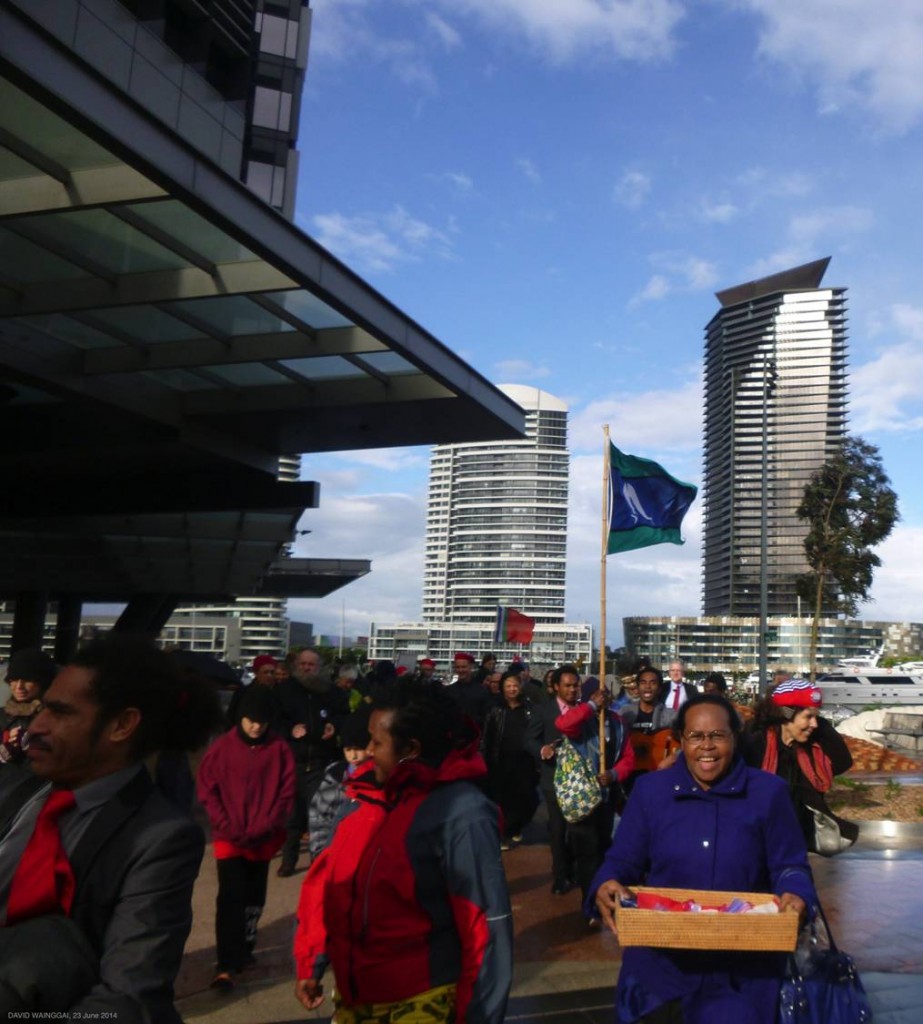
[597,770,612,787]
[294,978,325,1011]
[595,879,634,937]
[778,892,807,921]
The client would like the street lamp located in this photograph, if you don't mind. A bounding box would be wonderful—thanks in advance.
[758,354,778,696]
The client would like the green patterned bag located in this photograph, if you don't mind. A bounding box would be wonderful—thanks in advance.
[553,738,602,823]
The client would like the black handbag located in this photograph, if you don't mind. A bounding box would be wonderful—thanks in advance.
[778,902,872,1023]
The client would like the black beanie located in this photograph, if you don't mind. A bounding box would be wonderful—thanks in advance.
[7,648,57,692]
[237,684,274,725]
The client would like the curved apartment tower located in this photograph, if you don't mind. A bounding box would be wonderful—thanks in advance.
[422,385,569,626]
[702,258,848,617]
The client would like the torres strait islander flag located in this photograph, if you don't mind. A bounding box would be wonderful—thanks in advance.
[493,606,536,645]
[607,443,697,555]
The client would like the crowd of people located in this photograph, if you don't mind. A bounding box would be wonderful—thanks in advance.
[0,640,858,1022]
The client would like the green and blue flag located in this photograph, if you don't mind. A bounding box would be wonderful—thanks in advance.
[607,443,697,554]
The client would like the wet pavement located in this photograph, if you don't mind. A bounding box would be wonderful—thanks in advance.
[176,813,923,1023]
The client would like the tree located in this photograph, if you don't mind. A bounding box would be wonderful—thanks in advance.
[796,436,899,679]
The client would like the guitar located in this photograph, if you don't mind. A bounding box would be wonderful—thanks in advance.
[629,728,681,773]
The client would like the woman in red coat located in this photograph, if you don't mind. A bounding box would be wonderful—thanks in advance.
[197,686,295,990]
[293,684,513,1023]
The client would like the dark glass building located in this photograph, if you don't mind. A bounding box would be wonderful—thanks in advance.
[702,258,848,617]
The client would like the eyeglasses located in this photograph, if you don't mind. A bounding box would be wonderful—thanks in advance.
[682,730,732,744]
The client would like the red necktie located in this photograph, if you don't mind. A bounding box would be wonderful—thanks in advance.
[672,686,681,711]
[6,789,77,925]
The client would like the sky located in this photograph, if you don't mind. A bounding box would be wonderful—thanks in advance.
[285,0,922,648]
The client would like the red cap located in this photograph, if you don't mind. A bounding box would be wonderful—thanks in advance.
[453,652,475,664]
[419,658,436,668]
[770,678,822,709]
[252,654,278,673]
[395,666,409,676]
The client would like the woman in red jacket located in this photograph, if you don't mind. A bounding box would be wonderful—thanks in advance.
[293,684,513,1024]
[197,686,295,991]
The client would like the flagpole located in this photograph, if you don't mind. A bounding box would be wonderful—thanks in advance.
[599,425,611,760]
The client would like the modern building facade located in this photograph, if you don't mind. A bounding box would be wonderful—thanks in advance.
[702,258,848,617]
[370,385,590,667]
[1,0,525,658]
[174,455,302,659]
[368,620,592,673]
[422,385,569,626]
[623,616,923,676]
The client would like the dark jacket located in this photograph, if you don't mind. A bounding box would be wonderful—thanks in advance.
[525,699,569,792]
[446,679,492,728]
[271,676,347,768]
[294,740,513,1023]
[481,699,535,770]
[0,767,203,1024]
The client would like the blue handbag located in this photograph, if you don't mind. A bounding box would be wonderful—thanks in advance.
[778,902,872,1024]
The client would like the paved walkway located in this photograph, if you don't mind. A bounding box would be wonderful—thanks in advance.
[175,817,923,1023]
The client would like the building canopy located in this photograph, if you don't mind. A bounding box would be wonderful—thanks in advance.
[0,9,523,638]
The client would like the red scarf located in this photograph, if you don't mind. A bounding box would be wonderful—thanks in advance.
[761,726,834,793]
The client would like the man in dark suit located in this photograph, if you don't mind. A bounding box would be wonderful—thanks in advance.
[0,633,221,1021]
[526,667,579,895]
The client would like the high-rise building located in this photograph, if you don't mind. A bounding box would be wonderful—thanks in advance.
[422,385,569,626]
[702,258,848,617]
[370,385,589,669]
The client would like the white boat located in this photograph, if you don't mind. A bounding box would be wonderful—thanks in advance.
[816,667,923,708]
[835,645,885,671]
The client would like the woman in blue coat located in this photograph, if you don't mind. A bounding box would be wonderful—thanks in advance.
[589,694,816,1024]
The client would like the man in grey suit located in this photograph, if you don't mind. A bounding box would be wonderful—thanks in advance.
[0,633,221,1021]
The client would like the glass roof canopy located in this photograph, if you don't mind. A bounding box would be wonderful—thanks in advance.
[0,69,523,466]
[0,79,448,418]
[0,14,521,613]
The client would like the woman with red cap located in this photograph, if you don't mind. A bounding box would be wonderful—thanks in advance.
[745,677,857,853]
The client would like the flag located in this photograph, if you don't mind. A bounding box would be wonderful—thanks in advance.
[493,606,535,645]
[607,443,697,554]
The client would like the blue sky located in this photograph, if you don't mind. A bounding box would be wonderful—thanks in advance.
[286,0,922,648]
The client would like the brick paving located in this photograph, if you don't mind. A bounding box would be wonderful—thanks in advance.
[176,816,923,1023]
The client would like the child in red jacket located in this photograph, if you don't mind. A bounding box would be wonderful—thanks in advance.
[197,686,296,990]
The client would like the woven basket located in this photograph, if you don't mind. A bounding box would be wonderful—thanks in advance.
[615,886,799,952]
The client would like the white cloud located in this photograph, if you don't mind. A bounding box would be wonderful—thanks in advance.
[630,254,719,305]
[857,525,923,622]
[632,274,672,305]
[311,205,454,273]
[425,11,463,49]
[851,335,923,435]
[735,0,923,132]
[493,359,551,380]
[569,378,704,455]
[516,157,542,184]
[698,199,739,224]
[431,170,474,194]
[736,167,815,199]
[747,205,873,278]
[614,170,651,210]
[448,0,685,63]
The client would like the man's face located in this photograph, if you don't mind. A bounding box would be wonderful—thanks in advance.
[254,664,276,687]
[668,663,684,683]
[25,665,129,788]
[420,663,434,679]
[294,650,321,680]
[273,664,289,683]
[336,674,354,690]
[637,672,662,706]
[486,671,502,694]
[554,672,581,706]
[454,658,473,682]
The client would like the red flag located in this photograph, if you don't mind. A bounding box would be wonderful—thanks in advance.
[493,606,535,645]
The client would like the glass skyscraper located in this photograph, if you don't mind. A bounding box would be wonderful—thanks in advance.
[702,258,848,617]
